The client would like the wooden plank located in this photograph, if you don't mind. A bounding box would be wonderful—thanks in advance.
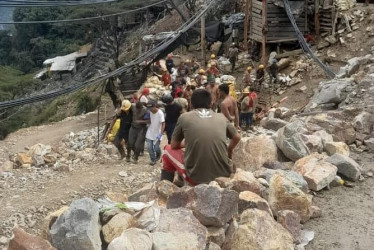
[267,38,298,43]
[267,22,305,27]
[252,7,262,14]
[267,17,306,23]
[249,34,262,42]
[251,12,262,19]
[268,26,299,32]
[252,0,262,8]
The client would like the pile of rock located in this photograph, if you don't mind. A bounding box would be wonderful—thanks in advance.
[1,129,119,175]
[9,171,314,250]
[1,144,59,172]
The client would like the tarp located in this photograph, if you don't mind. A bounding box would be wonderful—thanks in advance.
[43,52,87,72]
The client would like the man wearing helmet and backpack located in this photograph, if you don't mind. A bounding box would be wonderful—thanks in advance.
[109,100,133,160]
[240,86,258,130]
[162,93,183,144]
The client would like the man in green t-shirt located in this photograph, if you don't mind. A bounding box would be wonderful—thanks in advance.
[161,89,241,185]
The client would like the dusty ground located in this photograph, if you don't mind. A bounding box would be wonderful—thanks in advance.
[1,4,374,248]
[305,152,374,250]
[0,106,161,239]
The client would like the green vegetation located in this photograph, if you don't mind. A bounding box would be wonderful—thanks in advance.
[0,0,160,139]
[0,66,41,101]
[0,0,160,72]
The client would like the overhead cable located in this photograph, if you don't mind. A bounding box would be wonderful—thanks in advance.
[282,0,336,79]
[0,0,167,24]
[0,0,117,7]
[0,0,220,109]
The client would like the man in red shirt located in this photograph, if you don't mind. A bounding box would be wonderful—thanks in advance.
[160,68,171,87]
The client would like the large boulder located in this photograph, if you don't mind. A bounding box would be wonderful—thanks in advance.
[324,141,350,156]
[238,191,273,216]
[102,213,136,244]
[353,111,372,134]
[326,154,361,181]
[167,184,238,227]
[128,182,158,202]
[222,209,294,250]
[261,118,289,131]
[107,228,152,250]
[300,134,323,153]
[276,120,310,161]
[313,130,333,147]
[277,210,301,244]
[50,198,101,250]
[216,169,265,197]
[305,112,356,144]
[309,79,351,106]
[268,173,312,223]
[41,206,69,240]
[8,227,55,250]
[153,208,207,249]
[254,168,308,193]
[152,232,203,250]
[294,153,337,191]
[233,135,278,171]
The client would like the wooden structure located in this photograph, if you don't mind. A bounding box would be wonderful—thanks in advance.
[249,0,308,43]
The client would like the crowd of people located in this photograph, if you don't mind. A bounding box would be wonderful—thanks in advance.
[105,49,273,186]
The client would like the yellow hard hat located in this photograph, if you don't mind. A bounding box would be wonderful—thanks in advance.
[121,100,131,111]
[247,66,252,71]
[242,87,250,94]
[210,54,216,59]
[198,69,206,74]
[258,64,264,69]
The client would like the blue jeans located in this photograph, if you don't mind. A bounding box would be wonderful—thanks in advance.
[146,138,161,163]
[240,112,253,127]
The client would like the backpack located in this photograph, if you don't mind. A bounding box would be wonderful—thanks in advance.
[248,92,257,108]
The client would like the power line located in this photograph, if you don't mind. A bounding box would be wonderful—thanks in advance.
[282,0,335,79]
[0,0,117,7]
[0,0,220,109]
[0,0,167,24]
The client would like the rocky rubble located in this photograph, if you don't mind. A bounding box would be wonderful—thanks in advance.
[0,127,119,176]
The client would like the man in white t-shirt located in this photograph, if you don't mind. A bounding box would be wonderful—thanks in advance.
[146,100,165,165]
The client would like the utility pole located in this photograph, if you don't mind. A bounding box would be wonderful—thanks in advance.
[243,0,250,51]
[261,0,266,65]
[201,14,206,67]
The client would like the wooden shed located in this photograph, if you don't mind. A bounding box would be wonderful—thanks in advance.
[249,0,308,43]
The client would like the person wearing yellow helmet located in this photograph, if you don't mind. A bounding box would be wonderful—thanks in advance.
[208,54,219,69]
[244,66,252,87]
[195,69,206,87]
[256,64,265,85]
[240,86,258,130]
[108,99,133,160]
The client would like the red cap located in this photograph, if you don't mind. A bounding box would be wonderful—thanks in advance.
[142,88,150,95]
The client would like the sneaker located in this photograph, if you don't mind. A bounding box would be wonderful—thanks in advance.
[132,156,138,164]
[126,156,131,162]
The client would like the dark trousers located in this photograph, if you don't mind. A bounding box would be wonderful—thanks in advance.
[128,126,146,158]
[229,57,236,72]
[240,112,253,128]
[165,123,176,144]
[114,130,130,156]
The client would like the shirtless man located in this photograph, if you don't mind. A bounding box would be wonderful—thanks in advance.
[218,83,239,129]
[205,80,219,111]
